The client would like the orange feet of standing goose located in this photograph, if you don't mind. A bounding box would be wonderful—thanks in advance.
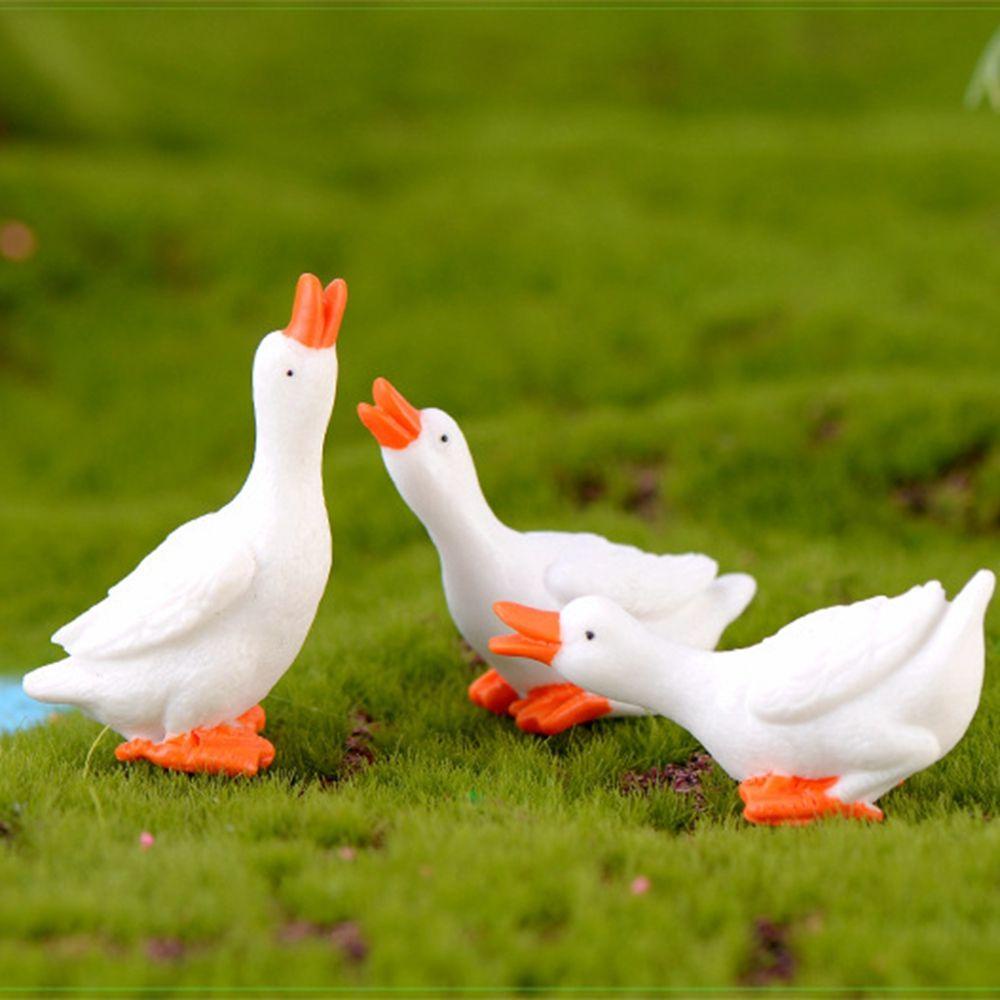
[115,705,275,777]
[509,683,612,735]
[739,774,884,826]
[468,669,519,715]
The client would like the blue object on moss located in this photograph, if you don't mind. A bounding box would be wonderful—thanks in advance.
[0,679,66,733]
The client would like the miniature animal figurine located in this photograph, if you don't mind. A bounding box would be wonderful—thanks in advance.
[358,378,756,734]
[22,273,347,776]
[490,569,994,823]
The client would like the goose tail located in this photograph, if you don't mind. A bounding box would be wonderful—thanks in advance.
[920,569,995,754]
[917,569,995,676]
[711,572,757,624]
[950,569,996,628]
[654,571,757,648]
[22,660,89,707]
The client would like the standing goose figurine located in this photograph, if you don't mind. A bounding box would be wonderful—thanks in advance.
[23,274,347,776]
[490,569,994,822]
[358,378,756,734]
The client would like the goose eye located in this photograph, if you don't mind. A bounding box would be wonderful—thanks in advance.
[585,630,595,641]
[286,369,295,378]
[440,434,449,443]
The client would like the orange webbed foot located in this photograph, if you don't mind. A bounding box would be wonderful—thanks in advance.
[509,684,578,733]
[236,704,267,733]
[739,774,884,826]
[115,705,275,777]
[468,669,519,715]
[509,683,612,735]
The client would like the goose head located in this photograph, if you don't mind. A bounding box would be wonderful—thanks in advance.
[357,379,485,526]
[252,273,347,467]
[490,596,660,708]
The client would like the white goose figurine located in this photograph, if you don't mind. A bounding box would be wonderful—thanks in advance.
[490,569,994,823]
[358,378,756,734]
[22,273,347,776]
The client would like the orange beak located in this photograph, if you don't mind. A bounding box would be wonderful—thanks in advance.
[283,273,348,350]
[489,602,562,665]
[357,377,422,450]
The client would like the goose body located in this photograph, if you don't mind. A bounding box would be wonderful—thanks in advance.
[23,274,347,774]
[491,570,993,821]
[359,379,756,734]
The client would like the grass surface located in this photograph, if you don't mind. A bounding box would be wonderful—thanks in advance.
[1,8,999,993]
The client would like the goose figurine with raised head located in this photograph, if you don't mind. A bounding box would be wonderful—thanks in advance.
[22,273,347,776]
[490,569,994,823]
[358,378,756,734]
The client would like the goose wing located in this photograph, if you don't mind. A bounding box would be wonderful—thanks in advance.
[53,513,256,660]
[748,581,947,725]
[543,534,719,619]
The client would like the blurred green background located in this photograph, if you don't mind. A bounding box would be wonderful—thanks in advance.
[0,7,999,991]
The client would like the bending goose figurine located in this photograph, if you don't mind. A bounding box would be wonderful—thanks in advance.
[490,570,994,823]
[23,273,347,776]
[358,378,756,734]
